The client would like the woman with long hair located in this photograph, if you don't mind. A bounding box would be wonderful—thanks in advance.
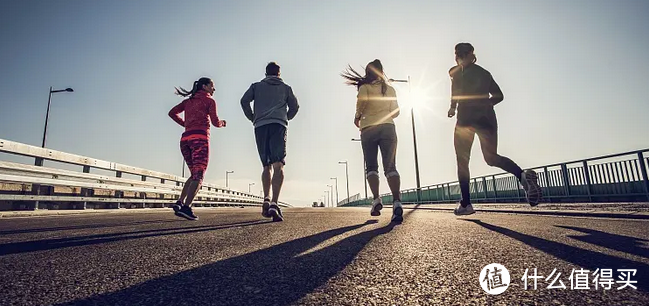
[342,59,403,223]
[168,77,226,220]
[448,43,541,215]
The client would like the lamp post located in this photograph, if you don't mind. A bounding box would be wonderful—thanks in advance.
[248,182,255,193]
[330,177,339,207]
[225,170,234,188]
[327,184,334,207]
[338,161,350,204]
[351,138,368,199]
[36,86,74,166]
[389,76,421,203]
[325,190,329,207]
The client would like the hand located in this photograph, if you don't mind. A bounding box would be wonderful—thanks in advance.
[354,118,360,128]
[217,120,227,128]
[447,107,456,118]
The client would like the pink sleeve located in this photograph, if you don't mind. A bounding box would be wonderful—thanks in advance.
[208,98,220,126]
[168,100,186,127]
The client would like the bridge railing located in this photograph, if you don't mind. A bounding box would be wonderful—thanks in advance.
[343,148,649,206]
[0,138,290,210]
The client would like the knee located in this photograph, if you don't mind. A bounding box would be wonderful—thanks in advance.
[484,154,500,166]
[272,162,284,172]
[366,171,379,179]
[385,171,400,179]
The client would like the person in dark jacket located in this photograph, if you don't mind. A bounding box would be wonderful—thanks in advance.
[448,43,541,216]
[241,62,299,221]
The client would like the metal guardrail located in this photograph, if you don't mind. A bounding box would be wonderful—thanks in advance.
[0,138,290,210]
[343,149,649,206]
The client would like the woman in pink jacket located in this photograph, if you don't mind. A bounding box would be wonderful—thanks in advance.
[169,77,226,220]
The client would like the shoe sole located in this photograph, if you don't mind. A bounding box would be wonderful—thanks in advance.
[523,171,543,206]
[269,208,283,222]
[176,211,198,221]
[391,206,403,223]
[454,209,475,216]
[370,203,383,216]
[262,202,270,218]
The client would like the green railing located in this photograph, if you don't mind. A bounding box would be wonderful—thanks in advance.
[343,149,649,206]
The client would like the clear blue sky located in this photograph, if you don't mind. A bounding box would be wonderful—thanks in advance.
[1,0,648,207]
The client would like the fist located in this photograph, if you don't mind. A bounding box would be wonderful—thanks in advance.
[217,120,227,128]
[447,108,456,118]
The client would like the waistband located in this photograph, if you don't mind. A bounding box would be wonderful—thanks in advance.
[181,129,209,141]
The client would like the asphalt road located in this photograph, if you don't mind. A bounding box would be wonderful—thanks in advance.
[1,207,648,305]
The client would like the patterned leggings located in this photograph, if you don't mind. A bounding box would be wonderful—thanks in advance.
[180,137,209,183]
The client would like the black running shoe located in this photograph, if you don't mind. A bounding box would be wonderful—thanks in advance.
[177,205,198,221]
[261,199,271,218]
[268,203,283,222]
[172,200,182,213]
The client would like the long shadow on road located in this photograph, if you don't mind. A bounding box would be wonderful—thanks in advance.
[464,219,649,292]
[556,225,649,259]
[0,220,271,256]
[56,220,396,306]
[0,219,185,235]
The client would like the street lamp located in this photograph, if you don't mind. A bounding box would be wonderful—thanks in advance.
[225,170,234,188]
[324,190,329,207]
[389,76,421,203]
[351,138,368,199]
[248,182,255,193]
[327,184,333,207]
[338,161,350,205]
[36,86,74,166]
[330,177,339,207]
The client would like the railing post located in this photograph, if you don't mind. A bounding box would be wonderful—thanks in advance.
[492,175,498,201]
[482,177,488,201]
[561,164,572,197]
[115,171,123,209]
[544,167,550,199]
[582,161,593,202]
[638,152,649,201]
[80,165,91,210]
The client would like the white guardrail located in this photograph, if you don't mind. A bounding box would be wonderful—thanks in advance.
[0,138,290,210]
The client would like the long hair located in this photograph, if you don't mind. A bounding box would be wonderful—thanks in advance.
[175,77,212,98]
[341,59,388,95]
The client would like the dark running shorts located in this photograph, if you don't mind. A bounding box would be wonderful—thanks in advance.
[180,130,210,182]
[255,123,287,167]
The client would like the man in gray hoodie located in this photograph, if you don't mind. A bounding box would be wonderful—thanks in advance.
[241,62,299,221]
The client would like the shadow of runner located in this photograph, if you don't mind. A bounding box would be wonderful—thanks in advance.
[556,225,649,259]
[0,219,185,235]
[0,220,271,256]
[463,219,649,292]
[56,220,397,306]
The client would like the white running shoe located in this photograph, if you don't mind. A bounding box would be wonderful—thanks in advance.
[521,169,542,206]
[391,201,403,223]
[370,198,383,216]
[453,203,475,216]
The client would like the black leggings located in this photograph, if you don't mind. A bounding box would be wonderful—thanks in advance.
[454,115,523,205]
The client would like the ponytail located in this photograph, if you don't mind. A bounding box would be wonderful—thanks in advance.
[175,77,212,98]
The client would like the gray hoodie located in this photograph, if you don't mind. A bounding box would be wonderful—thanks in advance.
[240,76,299,128]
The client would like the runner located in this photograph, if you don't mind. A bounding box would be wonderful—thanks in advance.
[241,62,299,222]
[448,43,542,216]
[341,59,403,223]
[169,77,226,220]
